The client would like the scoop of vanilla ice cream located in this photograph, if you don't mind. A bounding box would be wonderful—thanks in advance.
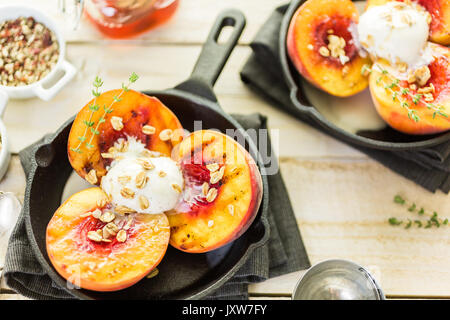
[101,156,184,214]
[357,2,432,69]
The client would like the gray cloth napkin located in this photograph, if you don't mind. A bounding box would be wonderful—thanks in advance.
[240,4,450,193]
[4,113,310,300]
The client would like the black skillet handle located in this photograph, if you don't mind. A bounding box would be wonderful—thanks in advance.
[174,9,246,103]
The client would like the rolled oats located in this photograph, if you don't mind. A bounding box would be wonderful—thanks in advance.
[206,163,219,172]
[87,231,102,242]
[159,129,173,141]
[120,187,135,199]
[206,188,218,203]
[110,116,124,131]
[137,158,154,170]
[139,195,149,209]
[116,230,127,242]
[135,171,148,189]
[115,205,136,215]
[172,183,182,193]
[99,211,115,223]
[142,125,156,135]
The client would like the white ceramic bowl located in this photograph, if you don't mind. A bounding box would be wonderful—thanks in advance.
[0,107,10,181]
[0,5,77,109]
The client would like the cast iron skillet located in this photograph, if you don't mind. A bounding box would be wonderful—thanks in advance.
[24,9,270,300]
[279,0,450,150]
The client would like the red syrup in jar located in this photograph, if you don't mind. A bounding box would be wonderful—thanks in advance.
[84,0,179,39]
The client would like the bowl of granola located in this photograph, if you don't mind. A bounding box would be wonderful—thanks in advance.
[0,5,76,110]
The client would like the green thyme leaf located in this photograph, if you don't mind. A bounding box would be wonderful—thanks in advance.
[394,195,405,205]
[129,72,139,83]
[388,217,403,226]
[405,219,412,229]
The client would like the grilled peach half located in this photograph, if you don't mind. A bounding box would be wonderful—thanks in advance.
[366,0,450,45]
[68,89,184,185]
[46,188,170,292]
[167,130,263,253]
[287,0,371,97]
[369,43,450,135]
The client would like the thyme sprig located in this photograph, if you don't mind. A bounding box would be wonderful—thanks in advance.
[389,194,448,229]
[70,72,139,154]
[362,64,448,122]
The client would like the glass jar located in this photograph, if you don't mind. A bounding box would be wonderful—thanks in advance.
[83,0,179,38]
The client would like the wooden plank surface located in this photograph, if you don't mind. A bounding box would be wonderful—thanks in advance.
[3,0,287,45]
[0,0,449,300]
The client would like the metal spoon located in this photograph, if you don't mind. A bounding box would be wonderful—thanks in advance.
[292,259,385,300]
[0,192,21,272]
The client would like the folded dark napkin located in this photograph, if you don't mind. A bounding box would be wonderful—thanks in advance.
[4,113,310,300]
[240,4,450,194]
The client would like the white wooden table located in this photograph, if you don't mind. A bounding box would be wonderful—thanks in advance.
[0,0,449,300]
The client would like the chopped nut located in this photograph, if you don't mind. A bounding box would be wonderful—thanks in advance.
[414,65,431,87]
[99,211,115,223]
[227,204,235,216]
[135,171,148,189]
[319,46,330,57]
[86,169,98,184]
[116,230,127,242]
[118,175,131,185]
[202,182,209,196]
[172,183,182,193]
[110,116,124,131]
[139,195,149,210]
[120,187,135,199]
[407,70,416,84]
[327,34,348,65]
[87,231,102,242]
[159,129,173,141]
[115,205,136,215]
[206,188,218,203]
[206,163,219,172]
[0,17,59,87]
[327,29,334,34]
[142,125,156,135]
[137,158,154,170]
[409,83,417,91]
